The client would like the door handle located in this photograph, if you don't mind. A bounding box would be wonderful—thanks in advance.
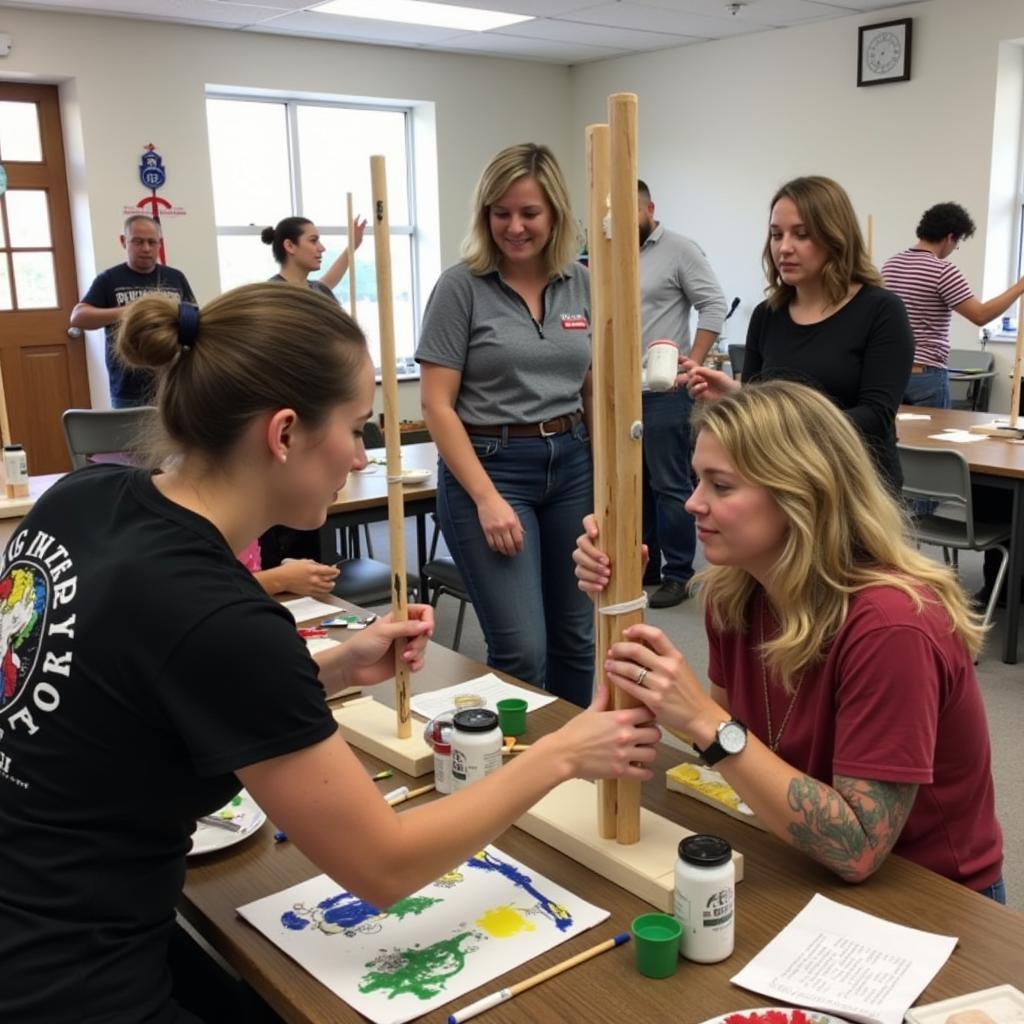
[67,326,83,339]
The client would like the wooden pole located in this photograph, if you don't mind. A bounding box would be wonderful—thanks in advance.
[593,92,645,845]
[866,213,874,262]
[346,191,357,318]
[1009,291,1024,429]
[370,155,411,739]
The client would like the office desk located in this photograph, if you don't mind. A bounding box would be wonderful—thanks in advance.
[320,442,438,575]
[181,634,1023,1024]
[897,407,1024,663]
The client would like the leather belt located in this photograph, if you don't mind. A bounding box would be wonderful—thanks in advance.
[463,411,583,438]
[910,363,936,374]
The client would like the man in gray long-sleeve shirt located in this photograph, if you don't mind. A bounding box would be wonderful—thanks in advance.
[638,179,727,607]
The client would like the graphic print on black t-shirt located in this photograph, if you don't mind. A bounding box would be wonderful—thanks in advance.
[0,528,76,785]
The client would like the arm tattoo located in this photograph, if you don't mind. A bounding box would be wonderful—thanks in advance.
[785,774,918,882]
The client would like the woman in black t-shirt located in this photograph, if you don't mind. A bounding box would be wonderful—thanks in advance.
[686,176,913,490]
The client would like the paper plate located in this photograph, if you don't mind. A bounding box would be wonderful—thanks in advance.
[699,1011,855,1024]
[401,468,431,484]
[188,790,267,857]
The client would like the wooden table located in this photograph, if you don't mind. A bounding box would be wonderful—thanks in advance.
[181,630,1024,1024]
[321,442,438,576]
[897,406,1024,663]
[0,472,63,547]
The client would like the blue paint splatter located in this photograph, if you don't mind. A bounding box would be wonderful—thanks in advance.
[466,850,574,931]
[318,892,382,930]
[282,911,308,931]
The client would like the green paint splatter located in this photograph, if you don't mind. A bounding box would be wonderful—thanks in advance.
[230,794,243,806]
[359,932,475,1001]
[385,895,442,920]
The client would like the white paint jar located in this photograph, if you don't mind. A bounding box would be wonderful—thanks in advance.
[674,834,735,963]
[3,444,28,499]
[450,708,502,790]
[646,339,680,391]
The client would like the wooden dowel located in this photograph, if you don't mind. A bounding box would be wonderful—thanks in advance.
[866,213,874,261]
[370,155,411,739]
[1009,291,1024,428]
[346,191,357,318]
[597,92,645,846]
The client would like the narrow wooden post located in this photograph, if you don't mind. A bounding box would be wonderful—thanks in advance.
[346,191,357,318]
[1010,291,1024,428]
[866,213,874,261]
[370,155,411,739]
[589,92,645,845]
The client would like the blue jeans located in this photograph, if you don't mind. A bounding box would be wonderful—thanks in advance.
[642,389,697,583]
[437,422,596,708]
[978,877,1007,904]
[903,366,950,409]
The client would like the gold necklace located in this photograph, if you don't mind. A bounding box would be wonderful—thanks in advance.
[759,599,806,753]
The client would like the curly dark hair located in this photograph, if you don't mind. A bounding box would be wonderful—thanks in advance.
[916,203,976,243]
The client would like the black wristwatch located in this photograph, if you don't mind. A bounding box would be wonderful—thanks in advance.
[694,719,748,766]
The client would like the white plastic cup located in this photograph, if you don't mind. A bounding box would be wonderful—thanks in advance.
[647,340,680,391]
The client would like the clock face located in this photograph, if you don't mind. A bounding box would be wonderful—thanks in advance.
[866,30,902,74]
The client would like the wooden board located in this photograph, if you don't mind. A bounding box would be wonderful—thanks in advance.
[516,778,744,913]
[332,697,433,777]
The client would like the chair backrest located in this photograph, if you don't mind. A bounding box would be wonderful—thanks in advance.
[897,443,977,536]
[61,407,157,470]
[946,349,994,373]
[362,420,385,450]
[727,344,745,377]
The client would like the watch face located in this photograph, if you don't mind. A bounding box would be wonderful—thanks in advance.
[719,721,746,754]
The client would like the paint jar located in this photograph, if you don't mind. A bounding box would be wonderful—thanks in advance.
[646,339,680,391]
[432,718,453,795]
[3,444,28,499]
[450,708,502,790]
[674,834,735,963]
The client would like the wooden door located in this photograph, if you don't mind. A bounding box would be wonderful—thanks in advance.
[0,83,90,474]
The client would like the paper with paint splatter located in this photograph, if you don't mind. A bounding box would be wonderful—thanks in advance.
[236,845,608,1024]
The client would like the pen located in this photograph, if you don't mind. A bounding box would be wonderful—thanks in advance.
[371,769,393,781]
[447,932,630,1024]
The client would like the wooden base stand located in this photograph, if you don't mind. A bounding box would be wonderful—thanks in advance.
[332,697,433,777]
[517,778,744,912]
[968,419,1024,438]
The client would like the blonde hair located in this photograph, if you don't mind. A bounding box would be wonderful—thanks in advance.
[692,381,984,687]
[117,282,368,462]
[763,175,881,311]
[461,143,578,278]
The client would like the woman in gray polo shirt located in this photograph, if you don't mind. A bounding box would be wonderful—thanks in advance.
[418,143,595,707]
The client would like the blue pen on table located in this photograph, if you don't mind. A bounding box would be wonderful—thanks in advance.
[447,932,630,1024]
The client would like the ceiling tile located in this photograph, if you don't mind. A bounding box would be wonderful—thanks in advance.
[494,17,697,50]
[418,0,601,15]
[557,2,776,37]
[435,31,631,63]
[248,8,470,43]
[2,0,292,25]
[639,0,853,24]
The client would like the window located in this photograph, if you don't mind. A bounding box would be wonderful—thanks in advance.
[206,95,418,372]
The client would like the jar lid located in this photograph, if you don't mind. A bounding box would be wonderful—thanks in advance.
[3,444,23,451]
[678,834,732,867]
[431,720,452,753]
[452,708,499,733]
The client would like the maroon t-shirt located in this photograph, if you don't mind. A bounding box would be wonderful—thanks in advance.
[707,585,1003,891]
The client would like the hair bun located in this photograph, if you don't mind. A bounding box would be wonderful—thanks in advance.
[260,226,275,245]
[116,293,185,370]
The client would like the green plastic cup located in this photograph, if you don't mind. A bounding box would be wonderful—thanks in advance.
[496,698,528,738]
[631,913,682,979]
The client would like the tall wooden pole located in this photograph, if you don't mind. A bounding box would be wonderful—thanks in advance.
[1010,291,1024,428]
[589,93,645,845]
[346,191,357,318]
[866,213,874,261]
[370,155,411,739]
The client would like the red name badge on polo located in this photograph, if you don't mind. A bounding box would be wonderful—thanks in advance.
[561,314,588,330]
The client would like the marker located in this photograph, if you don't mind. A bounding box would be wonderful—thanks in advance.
[447,932,630,1023]
[371,769,393,781]
[386,783,435,807]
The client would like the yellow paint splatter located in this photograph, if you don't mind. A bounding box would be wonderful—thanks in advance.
[476,905,536,938]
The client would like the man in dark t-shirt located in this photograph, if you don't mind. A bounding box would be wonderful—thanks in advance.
[70,215,195,407]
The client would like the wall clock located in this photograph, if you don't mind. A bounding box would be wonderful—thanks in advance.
[857,18,912,86]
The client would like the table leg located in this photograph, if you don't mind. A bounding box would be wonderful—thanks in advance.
[1003,480,1023,664]
[415,513,427,582]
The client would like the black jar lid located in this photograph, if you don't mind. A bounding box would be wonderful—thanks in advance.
[452,708,499,733]
[678,834,732,866]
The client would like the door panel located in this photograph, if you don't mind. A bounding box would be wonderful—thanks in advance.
[0,83,90,475]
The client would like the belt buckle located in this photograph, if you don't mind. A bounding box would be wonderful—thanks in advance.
[539,418,559,437]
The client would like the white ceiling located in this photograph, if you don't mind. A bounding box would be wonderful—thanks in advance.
[0,0,930,65]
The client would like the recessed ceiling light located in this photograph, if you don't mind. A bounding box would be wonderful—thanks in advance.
[313,0,533,32]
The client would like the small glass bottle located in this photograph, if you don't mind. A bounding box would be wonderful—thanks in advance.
[674,834,735,963]
[3,444,28,499]
[450,708,502,790]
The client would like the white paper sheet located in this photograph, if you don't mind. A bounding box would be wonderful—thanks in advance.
[237,845,608,1024]
[730,894,957,1024]
[281,597,347,623]
[927,430,986,444]
[409,673,556,721]
[896,413,931,421]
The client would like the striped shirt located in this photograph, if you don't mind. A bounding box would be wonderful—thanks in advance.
[880,248,973,368]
